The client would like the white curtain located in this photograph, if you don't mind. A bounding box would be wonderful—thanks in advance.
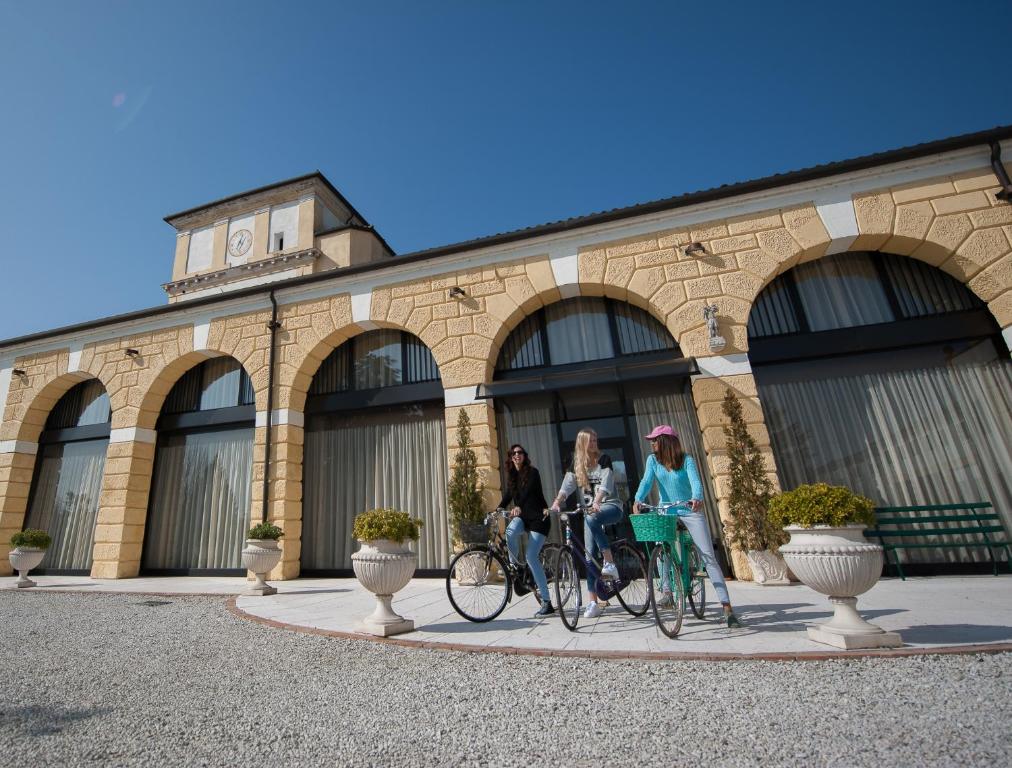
[759,355,1012,564]
[494,395,563,503]
[545,298,614,365]
[143,427,253,570]
[627,385,722,536]
[24,440,107,570]
[303,404,449,571]
[792,254,894,331]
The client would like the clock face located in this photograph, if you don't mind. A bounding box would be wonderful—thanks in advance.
[228,229,253,258]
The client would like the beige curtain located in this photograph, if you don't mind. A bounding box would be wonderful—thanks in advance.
[759,354,1012,564]
[24,440,107,570]
[143,427,253,570]
[303,403,449,571]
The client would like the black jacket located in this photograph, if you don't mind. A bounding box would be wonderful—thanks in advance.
[498,466,551,536]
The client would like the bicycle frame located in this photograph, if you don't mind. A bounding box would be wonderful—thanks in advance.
[555,505,628,600]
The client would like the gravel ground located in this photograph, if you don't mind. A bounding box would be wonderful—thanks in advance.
[0,592,1009,767]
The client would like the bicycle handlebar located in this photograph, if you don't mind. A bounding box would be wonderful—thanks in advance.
[636,501,694,515]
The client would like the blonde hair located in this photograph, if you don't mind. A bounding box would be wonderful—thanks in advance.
[572,428,600,491]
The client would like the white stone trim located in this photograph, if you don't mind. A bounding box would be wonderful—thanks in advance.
[109,427,157,444]
[1003,325,1012,353]
[444,386,480,407]
[549,247,580,299]
[0,364,12,416]
[193,319,211,352]
[255,409,304,428]
[814,192,860,256]
[67,341,84,373]
[690,353,752,380]
[0,440,38,455]
[351,290,373,325]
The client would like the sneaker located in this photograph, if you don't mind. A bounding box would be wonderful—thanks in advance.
[600,562,619,580]
[726,612,744,629]
[583,601,604,619]
[534,600,555,618]
[656,590,674,609]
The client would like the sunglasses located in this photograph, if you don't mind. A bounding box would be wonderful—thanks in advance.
[510,450,526,456]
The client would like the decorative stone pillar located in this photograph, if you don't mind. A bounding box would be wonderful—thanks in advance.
[444,396,501,529]
[690,357,780,581]
[91,437,157,579]
[251,418,304,581]
[0,445,39,577]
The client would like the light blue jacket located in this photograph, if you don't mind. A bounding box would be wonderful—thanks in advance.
[634,454,703,504]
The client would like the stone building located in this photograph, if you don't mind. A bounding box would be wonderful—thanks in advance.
[1,127,1010,581]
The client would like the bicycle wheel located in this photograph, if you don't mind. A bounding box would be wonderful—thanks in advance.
[446,546,511,623]
[552,547,582,631]
[612,541,649,616]
[687,544,707,620]
[649,544,685,638]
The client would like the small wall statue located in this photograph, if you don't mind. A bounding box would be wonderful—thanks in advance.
[703,304,727,352]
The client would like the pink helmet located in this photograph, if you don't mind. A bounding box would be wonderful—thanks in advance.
[644,424,678,440]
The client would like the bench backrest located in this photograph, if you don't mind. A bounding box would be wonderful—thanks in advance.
[865,502,1008,541]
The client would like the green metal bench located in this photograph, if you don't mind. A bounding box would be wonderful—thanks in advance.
[864,502,1012,580]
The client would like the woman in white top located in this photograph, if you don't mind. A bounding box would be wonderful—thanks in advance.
[550,427,623,619]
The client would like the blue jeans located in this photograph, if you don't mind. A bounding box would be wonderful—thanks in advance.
[664,510,731,605]
[584,502,623,594]
[505,516,550,602]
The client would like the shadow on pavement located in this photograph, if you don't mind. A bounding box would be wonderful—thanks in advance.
[0,704,109,737]
[895,623,1012,644]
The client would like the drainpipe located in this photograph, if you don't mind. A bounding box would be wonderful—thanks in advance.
[989,140,1012,202]
[262,290,281,524]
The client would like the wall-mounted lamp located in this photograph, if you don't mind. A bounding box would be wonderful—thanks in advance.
[684,242,706,257]
[11,368,27,379]
[124,348,141,358]
[448,286,466,298]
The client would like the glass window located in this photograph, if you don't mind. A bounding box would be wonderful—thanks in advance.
[496,313,545,371]
[310,330,440,396]
[545,298,614,365]
[613,302,675,355]
[163,358,253,414]
[792,253,894,331]
[881,254,982,318]
[46,380,111,429]
[748,279,802,338]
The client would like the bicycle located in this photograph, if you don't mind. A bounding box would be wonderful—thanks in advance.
[445,508,562,623]
[629,501,708,638]
[550,503,650,631]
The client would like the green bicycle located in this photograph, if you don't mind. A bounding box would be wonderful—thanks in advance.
[629,502,708,638]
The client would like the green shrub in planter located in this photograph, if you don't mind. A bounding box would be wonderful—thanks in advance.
[768,483,875,529]
[10,529,52,549]
[247,522,284,540]
[353,508,424,544]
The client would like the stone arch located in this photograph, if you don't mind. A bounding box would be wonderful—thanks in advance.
[481,279,680,384]
[9,370,111,444]
[130,350,258,432]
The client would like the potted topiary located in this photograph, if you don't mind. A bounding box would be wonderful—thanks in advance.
[721,391,789,585]
[241,522,284,596]
[351,508,423,636]
[769,483,902,649]
[448,409,486,546]
[9,529,51,588]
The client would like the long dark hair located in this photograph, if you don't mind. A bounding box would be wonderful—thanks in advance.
[654,433,685,471]
[504,443,532,491]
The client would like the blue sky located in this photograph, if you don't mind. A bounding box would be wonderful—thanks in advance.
[1,0,1010,340]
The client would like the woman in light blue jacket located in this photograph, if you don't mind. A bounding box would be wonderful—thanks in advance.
[633,425,743,628]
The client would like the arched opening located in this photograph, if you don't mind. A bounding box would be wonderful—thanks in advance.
[23,380,110,573]
[486,296,725,563]
[141,357,255,574]
[301,329,448,575]
[748,251,1012,573]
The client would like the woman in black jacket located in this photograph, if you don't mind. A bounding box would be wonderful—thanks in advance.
[499,443,554,617]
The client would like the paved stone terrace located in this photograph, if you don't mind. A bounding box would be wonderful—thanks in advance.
[5,574,1011,658]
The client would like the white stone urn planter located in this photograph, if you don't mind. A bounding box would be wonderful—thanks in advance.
[9,547,46,588]
[240,539,283,596]
[351,538,417,637]
[780,525,902,649]
[746,549,791,586]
